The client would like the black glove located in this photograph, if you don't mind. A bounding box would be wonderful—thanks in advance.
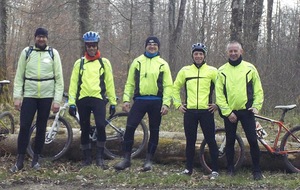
[109,105,116,116]
[69,105,77,117]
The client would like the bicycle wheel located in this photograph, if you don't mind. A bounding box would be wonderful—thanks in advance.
[104,112,148,159]
[0,111,14,135]
[27,115,73,161]
[280,125,300,173]
[199,128,245,173]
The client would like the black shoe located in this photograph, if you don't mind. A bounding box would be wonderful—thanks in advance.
[10,154,25,173]
[10,164,23,173]
[181,169,192,176]
[82,148,92,167]
[32,162,41,170]
[96,158,109,170]
[253,172,263,180]
[227,169,235,176]
[142,157,153,171]
[114,159,131,170]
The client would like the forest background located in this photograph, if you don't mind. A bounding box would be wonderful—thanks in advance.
[0,0,299,114]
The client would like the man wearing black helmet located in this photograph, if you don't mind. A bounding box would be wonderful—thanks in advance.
[68,31,117,169]
[11,27,64,172]
[114,36,173,171]
[173,43,219,179]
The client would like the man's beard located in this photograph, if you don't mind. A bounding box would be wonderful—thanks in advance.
[35,43,47,50]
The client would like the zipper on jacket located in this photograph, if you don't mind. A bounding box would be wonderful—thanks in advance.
[196,68,200,109]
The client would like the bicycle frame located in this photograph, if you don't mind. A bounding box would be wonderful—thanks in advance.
[254,104,300,155]
[45,99,70,144]
[52,94,121,142]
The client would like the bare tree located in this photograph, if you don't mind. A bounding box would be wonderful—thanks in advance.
[79,0,91,55]
[2,0,299,111]
[149,0,154,35]
[230,0,243,42]
[168,0,187,73]
[0,0,7,77]
[297,19,300,61]
[243,0,264,62]
[266,0,274,59]
[0,0,10,103]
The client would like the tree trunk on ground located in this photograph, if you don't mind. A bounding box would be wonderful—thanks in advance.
[0,130,289,171]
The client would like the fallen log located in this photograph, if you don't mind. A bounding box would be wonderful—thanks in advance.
[0,130,289,172]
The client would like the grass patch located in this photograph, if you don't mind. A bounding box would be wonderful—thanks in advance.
[1,156,300,189]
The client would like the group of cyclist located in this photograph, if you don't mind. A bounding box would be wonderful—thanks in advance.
[10,27,264,181]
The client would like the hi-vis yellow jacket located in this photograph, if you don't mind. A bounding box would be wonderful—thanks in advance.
[68,57,117,106]
[173,63,218,109]
[123,54,173,106]
[13,46,64,104]
[215,60,264,117]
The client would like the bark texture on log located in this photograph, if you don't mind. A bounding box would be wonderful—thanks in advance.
[0,131,287,171]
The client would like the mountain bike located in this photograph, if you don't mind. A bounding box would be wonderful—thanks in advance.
[0,80,15,140]
[200,104,300,173]
[27,93,148,161]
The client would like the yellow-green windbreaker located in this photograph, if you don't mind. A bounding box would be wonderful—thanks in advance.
[123,54,173,106]
[68,57,117,106]
[13,46,64,103]
[173,63,218,109]
[215,60,264,117]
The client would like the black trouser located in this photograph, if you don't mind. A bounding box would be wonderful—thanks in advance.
[77,97,106,146]
[18,98,52,154]
[224,110,261,172]
[123,99,162,155]
[184,110,219,172]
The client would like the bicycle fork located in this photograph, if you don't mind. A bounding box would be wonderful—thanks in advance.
[45,114,60,144]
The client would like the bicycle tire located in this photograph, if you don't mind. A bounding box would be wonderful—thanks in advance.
[27,115,73,161]
[0,111,15,134]
[199,128,245,173]
[104,112,148,159]
[280,125,300,173]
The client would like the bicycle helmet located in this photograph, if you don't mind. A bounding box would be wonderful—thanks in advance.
[82,31,100,43]
[191,43,207,55]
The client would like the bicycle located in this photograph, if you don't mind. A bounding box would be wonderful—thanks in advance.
[27,93,148,161]
[200,104,300,173]
[199,128,245,173]
[0,80,15,139]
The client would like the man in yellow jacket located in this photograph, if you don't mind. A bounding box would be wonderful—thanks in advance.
[11,27,64,172]
[68,31,116,169]
[114,36,173,171]
[173,43,219,179]
[216,41,264,180]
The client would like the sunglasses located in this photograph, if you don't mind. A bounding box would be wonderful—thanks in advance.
[86,43,98,48]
